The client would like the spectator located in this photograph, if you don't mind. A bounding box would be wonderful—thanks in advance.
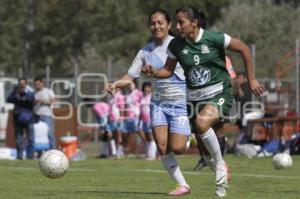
[7,77,35,159]
[233,72,252,119]
[33,76,56,149]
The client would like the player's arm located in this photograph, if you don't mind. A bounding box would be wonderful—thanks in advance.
[106,75,133,93]
[107,49,144,93]
[227,37,264,96]
[142,57,177,78]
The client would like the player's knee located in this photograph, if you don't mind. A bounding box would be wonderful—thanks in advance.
[171,145,185,155]
[195,118,210,133]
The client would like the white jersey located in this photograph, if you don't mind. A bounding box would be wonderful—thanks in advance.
[34,87,55,117]
[128,35,186,101]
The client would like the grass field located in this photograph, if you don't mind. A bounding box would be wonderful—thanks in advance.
[0,154,300,199]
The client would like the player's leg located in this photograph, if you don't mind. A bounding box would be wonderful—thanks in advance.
[153,128,190,196]
[195,105,225,168]
[213,121,227,156]
[120,119,130,157]
[169,118,190,155]
[99,131,109,158]
[112,127,121,158]
[152,125,169,155]
[193,122,226,171]
[193,135,215,170]
[143,121,156,160]
[106,129,116,157]
[194,101,231,197]
[114,121,124,158]
[26,123,35,159]
[165,102,191,196]
[137,121,146,144]
[150,101,189,195]
[188,102,215,170]
[96,115,110,158]
[123,118,139,155]
[15,123,24,160]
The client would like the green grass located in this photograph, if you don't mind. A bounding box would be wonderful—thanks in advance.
[0,155,300,199]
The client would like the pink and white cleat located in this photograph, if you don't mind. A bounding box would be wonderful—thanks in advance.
[168,185,191,196]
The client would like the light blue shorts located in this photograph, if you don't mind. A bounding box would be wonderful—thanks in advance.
[150,100,191,136]
[96,116,110,132]
[121,118,139,133]
[108,121,121,132]
[139,120,152,133]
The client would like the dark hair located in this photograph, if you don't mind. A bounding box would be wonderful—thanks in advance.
[141,81,151,92]
[18,77,27,83]
[34,76,44,82]
[148,8,171,25]
[176,5,206,28]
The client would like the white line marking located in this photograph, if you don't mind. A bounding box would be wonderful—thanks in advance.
[2,166,299,180]
[0,166,95,172]
[129,168,300,180]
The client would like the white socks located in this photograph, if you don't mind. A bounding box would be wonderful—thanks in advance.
[161,153,188,187]
[109,140,117,156]
[200,128,225,167]
[146,141,157,159]
[101,140,117,156]
[117,145,124,157]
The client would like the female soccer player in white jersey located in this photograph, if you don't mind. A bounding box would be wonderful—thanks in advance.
[107,9,191,196]
[142,5,264,197]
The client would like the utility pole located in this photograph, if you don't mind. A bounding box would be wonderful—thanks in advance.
[251,44,256,103]
[296,40,299,114]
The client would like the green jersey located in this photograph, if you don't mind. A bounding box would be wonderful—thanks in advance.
[168,29,232,101]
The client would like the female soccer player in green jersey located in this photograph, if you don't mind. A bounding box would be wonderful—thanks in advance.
[142,5,264,198]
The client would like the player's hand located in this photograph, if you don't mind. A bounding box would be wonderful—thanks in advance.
[141,64,157,77]
[248,79,265,96]
[106,83,115,94]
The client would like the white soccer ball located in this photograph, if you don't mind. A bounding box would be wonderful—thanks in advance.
[39,149,69,179]
[272,153,293,169]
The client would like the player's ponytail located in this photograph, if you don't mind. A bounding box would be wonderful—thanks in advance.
[176,5,206,29]
[197,9,206,29]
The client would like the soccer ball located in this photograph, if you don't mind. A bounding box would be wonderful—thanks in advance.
[39,149,69,179]
[272,153,293,169]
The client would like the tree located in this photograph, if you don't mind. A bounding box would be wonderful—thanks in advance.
[0,0,26,75]
[214,0,300,77]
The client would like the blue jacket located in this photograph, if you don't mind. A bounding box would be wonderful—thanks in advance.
[7,86,35,115]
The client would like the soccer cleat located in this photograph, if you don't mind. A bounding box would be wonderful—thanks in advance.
[194,157,215,171]
[215,163,231,197]
[98,154,108,159]
[168,185,191,196]
[215,184,228,198]
[193,158,207,170]
[145,156,156,161]
[189,134,197,148]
